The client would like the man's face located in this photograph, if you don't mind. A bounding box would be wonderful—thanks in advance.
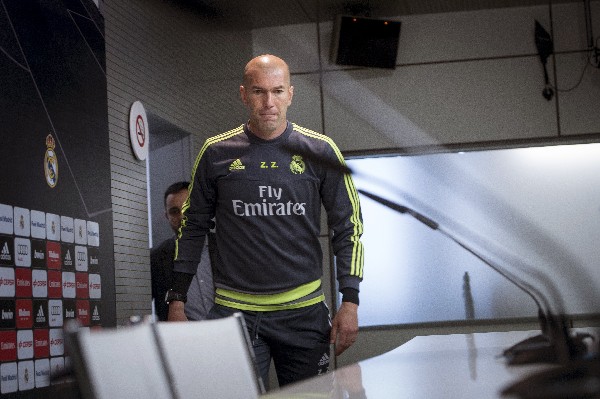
[165,189,188,233]
[240,66,293,138]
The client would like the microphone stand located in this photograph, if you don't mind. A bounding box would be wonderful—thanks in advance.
[357,189,593,366]
[281,143,598,397]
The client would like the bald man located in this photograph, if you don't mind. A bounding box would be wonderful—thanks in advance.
[167,55,364,389]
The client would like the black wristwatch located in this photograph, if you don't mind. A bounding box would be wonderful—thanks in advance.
[164,289,187,304]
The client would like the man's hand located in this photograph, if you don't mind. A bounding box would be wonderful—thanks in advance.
[330,302,358,356]
[167,301,188,322]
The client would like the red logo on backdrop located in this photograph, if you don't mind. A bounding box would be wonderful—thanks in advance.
[46,241,61,269]
[15,268,32,298]
[16,299,33,329]
[34,329,49,358]
[76,300,90,326]
[47,270,62,298]
[75,272,89,298]
[0,330,17,361]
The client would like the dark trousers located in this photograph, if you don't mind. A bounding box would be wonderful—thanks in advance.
[207,302,332,389]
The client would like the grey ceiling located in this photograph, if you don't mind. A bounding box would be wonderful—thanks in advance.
[173,0,582,29]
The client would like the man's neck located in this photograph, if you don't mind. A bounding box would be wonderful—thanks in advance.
[247,121,287,140]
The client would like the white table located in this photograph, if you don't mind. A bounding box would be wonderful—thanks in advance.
[263,330,584,398]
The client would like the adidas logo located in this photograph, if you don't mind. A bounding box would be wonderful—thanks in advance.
[64,250,72,265]
[92,306,100,321]
[228,159,245,171]
[0,242,11,261]
[317,353,329,367]
[36,306,45,322]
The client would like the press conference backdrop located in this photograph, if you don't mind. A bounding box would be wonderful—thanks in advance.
[0,1,115,397]
[347,143,600,327]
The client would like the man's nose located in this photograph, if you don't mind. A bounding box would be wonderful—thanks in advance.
[264,92,274,107]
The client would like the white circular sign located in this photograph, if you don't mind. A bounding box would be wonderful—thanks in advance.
[129,101,149,160]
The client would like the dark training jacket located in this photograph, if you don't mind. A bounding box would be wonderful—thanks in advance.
[174,122,364,308]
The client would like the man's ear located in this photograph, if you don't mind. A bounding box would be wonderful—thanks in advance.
[240,85,247,106]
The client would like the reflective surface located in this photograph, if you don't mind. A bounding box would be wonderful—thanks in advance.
[263,330,589,398]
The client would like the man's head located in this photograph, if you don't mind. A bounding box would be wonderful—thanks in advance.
[163,181,189,234]
[240,54,294,140]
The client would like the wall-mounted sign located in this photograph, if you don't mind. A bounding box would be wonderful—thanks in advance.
[129,101,149,161]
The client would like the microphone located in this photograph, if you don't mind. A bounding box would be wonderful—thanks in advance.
[282,141,597,397]
[357,189,593,366]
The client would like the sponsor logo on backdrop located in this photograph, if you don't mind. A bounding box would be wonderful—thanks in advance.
[0,331,17,362]
[88,273,101,299]
[75,272,89,298]
[31,239,46,268]
[49,328,64,357]
[32,269,47,298]
[1,362,18,394]
[13,207,30,237]
[47,270,62,298]
[45,134,58,188]
[76,300,90,326]
[62,272,75,298]
[60,216,74,243]
[0,204,13,235]
[74,219,87,245]
[61,244,74,270]
[46,213,60,241]
[63,300,76,321]
[0,300,16,329]
[0,236,14,266]
[14,237,31,267]
[48,299,63,327]
[15,268,32,298]
[35,358,50,388]
[16,300,33,329]
[88,247,99,271]
[75,245,88,271]
[0,238,14,265]
[90,302,102,325]
[50,357,64,381]
[18,359,35,390]
[30,210,46,239]
[34,329,49,358]
[46,241,61,269]
[17,330,33,360]
[0,268,15,297]
[87,221,99,246]
[33,300,48,328]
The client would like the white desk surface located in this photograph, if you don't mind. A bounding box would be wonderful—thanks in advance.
[262,330,569,398]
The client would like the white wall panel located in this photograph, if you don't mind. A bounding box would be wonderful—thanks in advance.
[556,52,600,135]
[287,73,324,133]
[252,23,321,73]
[395,6,550,64]
[323,57,558,151]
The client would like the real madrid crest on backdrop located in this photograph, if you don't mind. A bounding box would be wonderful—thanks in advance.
[129,101,149,161]
[44,134,58,188]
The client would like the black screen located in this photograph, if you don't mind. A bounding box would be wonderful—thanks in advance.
[333,15,401,69]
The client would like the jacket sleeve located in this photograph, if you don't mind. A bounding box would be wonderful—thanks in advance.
[319,140,364,292]
[173,141,216,276]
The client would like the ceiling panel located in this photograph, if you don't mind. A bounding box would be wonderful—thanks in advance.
[174,0,583,29]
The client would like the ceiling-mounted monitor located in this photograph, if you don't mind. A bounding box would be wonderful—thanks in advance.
[331,15,401,69]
